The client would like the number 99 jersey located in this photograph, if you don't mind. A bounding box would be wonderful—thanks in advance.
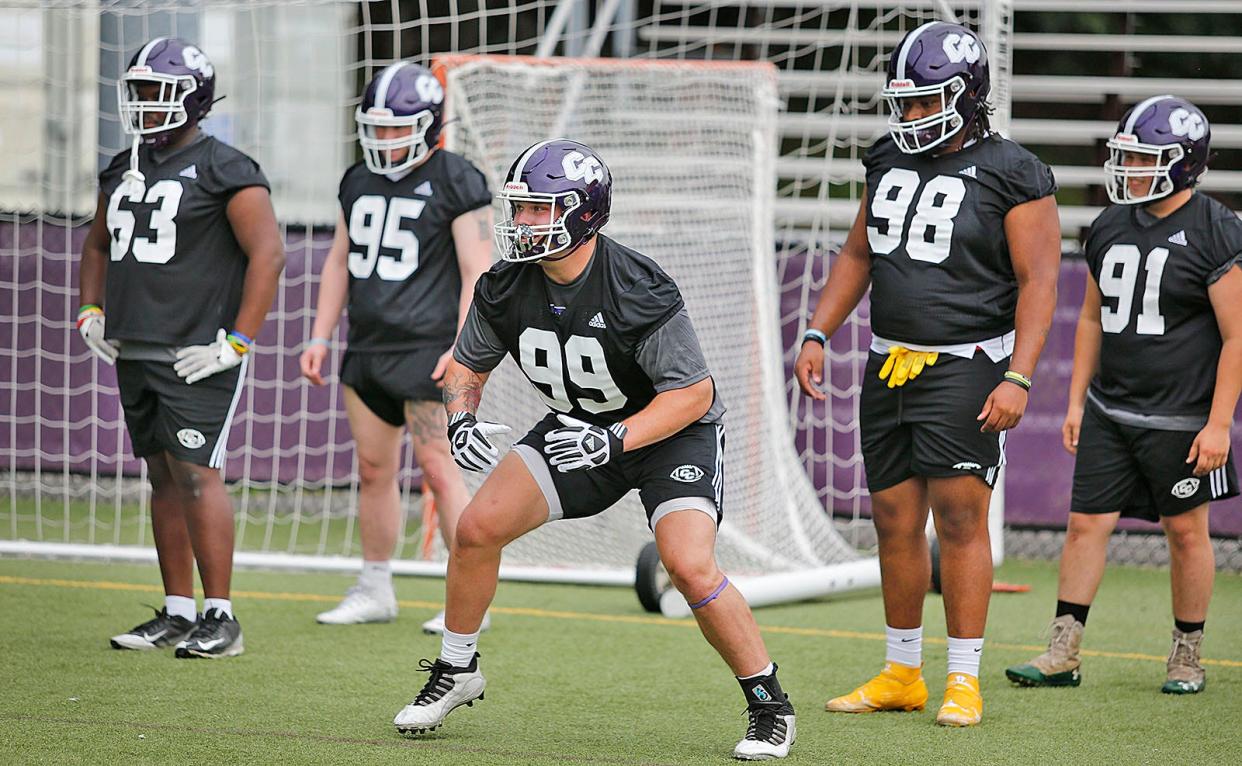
[337,150,491,352]
[863,134,1056,345]
[1085,193,1242,419]
[99,135,269,346]
[469,235,690,425]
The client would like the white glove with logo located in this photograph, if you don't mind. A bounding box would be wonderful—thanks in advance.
[174,328,244,384]
[447,411,512,472]
[77,306,119,365]
[543,414,628,473]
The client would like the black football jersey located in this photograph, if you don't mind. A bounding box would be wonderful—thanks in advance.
[471,235,691,425]
[99,135,269,345]
[338,150,491,351]
[1085,193,1242,419]
[863,134,1057,345]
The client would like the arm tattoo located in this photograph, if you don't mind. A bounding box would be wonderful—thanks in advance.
[443,367,484,414]
[474,208,491,242]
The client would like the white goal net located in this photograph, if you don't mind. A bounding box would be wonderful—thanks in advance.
[2,1,1010,600]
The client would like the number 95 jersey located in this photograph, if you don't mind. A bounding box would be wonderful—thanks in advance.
[99,135,269,346]
[337,150,491,351]
[863,134,1056,345]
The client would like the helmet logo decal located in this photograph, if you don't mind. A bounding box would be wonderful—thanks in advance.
[942,33,981,65]
[1168,108,1206,140]
[181,46,214,78]
[562,152,604,184]
[415,74,444,105]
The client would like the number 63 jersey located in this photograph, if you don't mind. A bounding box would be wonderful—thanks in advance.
[863,134,1057,345]
[1085,193,1242,420]
[99,135,269,347]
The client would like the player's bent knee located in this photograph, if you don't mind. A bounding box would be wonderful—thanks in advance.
[664,557,722,599]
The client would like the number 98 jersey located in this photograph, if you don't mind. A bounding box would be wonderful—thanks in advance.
[1085,193,1242,419]
[99,136,269,346]
[863,134,1056,345]
[337,150,491,352]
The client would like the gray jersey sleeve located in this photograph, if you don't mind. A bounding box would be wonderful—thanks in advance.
[634,308,711,391]
[453,303,508,372]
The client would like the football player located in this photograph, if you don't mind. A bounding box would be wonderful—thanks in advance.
[300,62,493,632]
[77,38,285,658]
[1006,96,1241,695]
[391,139,796,760]
[794,21,1061,726]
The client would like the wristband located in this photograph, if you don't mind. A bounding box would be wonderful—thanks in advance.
[226,330,253,356]
[306,337,330,348]
[76,304,103,328]
[1003,370,1032,391]
[802,329,827,347]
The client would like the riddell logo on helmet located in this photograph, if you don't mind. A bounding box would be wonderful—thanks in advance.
[1113,133,1138,144]
[888,79,915,89]
[504,182,528,192]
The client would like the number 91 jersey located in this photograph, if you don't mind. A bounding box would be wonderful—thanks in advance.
[337,150,491,351]
[863,134,1056,345]
[1085,193,1242,418]
[99,136,269,346]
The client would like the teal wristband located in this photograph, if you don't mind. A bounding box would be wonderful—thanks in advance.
[802,329,827,347]
[306,337,330,348]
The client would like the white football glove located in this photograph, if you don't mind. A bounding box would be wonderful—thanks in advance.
[543,414,627,473]
[76,306,119,365]
[174,328,244,385]
[447,411,512,473]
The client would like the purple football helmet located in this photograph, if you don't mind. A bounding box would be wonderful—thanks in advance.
[356,62,445,174]
[1105,95,1210,205]
[882,21,990,154]
[118,38,216,146]
[494,139,612,262]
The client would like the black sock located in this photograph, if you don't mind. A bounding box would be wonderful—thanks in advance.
[737,663,791,711]
[1174,618,1205,634]
[1055,600,1090,626]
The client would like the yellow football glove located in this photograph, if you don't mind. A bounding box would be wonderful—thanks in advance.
[878,346,939,388]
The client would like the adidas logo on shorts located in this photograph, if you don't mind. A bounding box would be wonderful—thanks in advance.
[588,312,607,329]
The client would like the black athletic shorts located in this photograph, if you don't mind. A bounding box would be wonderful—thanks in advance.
[116,358,247,468]
[1071,400,1238,521]
[340,347,447,426]
[859,350,1007,493]
[514,413,725,529]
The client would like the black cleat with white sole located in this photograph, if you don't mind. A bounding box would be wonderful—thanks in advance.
[174,608,244,659]
[393,653,486,735]
[110,607,197,651]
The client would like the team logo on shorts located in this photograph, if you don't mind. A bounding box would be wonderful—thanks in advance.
[670,465,705,483]
[177,428,206,450]
[953,461,982,471]
[1171,478,1200,499]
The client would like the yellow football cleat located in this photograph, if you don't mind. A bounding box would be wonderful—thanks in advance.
[936,673,983,727]
[825,662,928,713]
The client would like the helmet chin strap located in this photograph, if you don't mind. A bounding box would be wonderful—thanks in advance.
[120,134,146,197]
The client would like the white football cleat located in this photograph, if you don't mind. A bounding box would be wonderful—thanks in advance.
[421,609,492,635]
[394,654,486,735]
[316,585,397,625]
[733,708,795,760]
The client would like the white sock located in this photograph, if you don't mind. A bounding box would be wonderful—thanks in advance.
[203,598,233,619]
[737,662,775,681]
[885,625,923,668]
[946,636,984,677]
[165,595,196,622]
[441,627,480,668]
[359,559,393,590]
